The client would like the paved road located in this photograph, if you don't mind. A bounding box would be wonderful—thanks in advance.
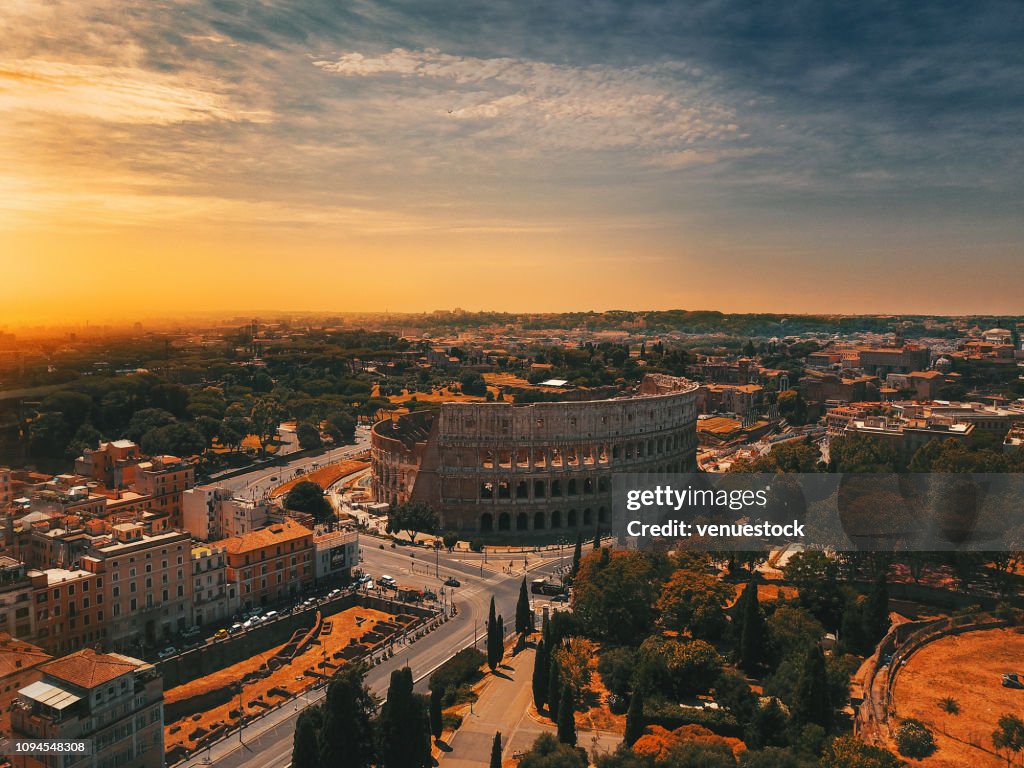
[175,545,564,768]
[210,425,371,499]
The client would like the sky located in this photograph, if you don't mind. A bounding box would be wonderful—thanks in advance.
[2,0,1023,325]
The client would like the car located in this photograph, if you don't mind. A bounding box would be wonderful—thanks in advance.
[551,593,570,603]
[182,626,200,637]
[229,622,244,634]
[357,573,372,584]
[443,577,461,588]
[242,618,256,629]
[379,575,397,587]
[269,476,279,482]
[423,590,437,601]
[214,629,229,641]
[328,588,341,598]
[1002,673,1024,689]
[157,647,177,660]
[262,610,278,622]
[182,640,200,651]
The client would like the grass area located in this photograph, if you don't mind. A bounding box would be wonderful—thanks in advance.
[890,626,1024,768]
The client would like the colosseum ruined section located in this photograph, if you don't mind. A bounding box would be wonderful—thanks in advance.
[370,373,699,538]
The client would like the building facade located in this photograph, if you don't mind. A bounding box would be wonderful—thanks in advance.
[223,520,314,610]
[371,373,700,536]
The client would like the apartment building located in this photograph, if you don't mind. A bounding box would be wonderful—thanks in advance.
[0,556,35,640]
[188,544,235,627]
[313,530,359,583]
[0,633,51,739]
[224,519,314,611]
[182,486,272,541]
[132,456,194,528]
[11,649,163,768]
[32,567,103,656]
[80,526,193,650]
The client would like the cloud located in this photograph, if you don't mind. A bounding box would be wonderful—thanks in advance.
[0,59,270,124]
[313,48,746,156]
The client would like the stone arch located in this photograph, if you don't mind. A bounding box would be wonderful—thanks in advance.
[533,511,546,530]
[598,506,609,524]
[534,480,546,498]
[480,513,494,532]
[567,478,578,496]
[583,508,593,525]
[551,479,562,497]
[551,510,562,528]
[516,512,529,531]
[498,512,511,531]
[583,477,594,494]
[567,509,578,527]
[516,480,529,499]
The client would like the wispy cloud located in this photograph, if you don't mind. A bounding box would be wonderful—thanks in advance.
[314,48,746,157]
[0,59,269,125]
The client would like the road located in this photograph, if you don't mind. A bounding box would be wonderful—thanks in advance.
[174,544,564,768]
[209,424,372,500]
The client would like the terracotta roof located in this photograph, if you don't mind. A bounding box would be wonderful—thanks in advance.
[40,649,140,690]
[0,634,51,678]
[223,519,313,555]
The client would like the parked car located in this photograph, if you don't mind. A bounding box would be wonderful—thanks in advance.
[214,629,229,641]
[229,622,244,634]
[182,626,200,637]
[423,590,437,601]
[328,588,341,599]
[1002,673,1024,689]
[551,593,570,603]
[443,577,461,588]
[262,610,279,622]
[379,575,397,588]
[157,647,177,660]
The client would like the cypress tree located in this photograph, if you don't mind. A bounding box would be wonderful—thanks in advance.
[487,597,500,671]
[319,663,376,768]
[556,686,577,746]
[739,580,765,673]
[532,638,549,709]
[489,731,502,768]
[571,533,583,579]
[429,687,443,741]
[593,528,601,550]
[516,578,533,635]
[864,571,890,643]
[791,645,832,731]
[292,708,322,768]
[547,658,562,722]
[624,689,644,747]
[378,667,430,768]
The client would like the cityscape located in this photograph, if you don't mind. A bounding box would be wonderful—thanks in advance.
[4,1,1024,768]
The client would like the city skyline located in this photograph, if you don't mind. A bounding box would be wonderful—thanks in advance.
[3,0,1023,324]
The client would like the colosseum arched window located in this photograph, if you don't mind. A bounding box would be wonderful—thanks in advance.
[516,513,529,531]
[482,450,494,468]
[480,482,494,500]
[567,509,577,527]
[498,512,511,531]
[551,510,562,528]
[598,507,609,524]
[583,478,594,494]
[480,513,493,532]
[567,479,578,496]
[551,479,562,497]
[583,508,593,525]
[516,481,528,499]
[598,477,609,493]
[534,480,545,498]
[533,511,546,530]
[498,480,511,499]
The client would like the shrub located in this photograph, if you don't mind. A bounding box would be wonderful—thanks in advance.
[441,712,463,730]
[896,718,936,758]
[429,647,485,706]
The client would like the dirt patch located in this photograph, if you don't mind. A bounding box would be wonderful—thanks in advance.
[164,606,400,755]
[890,626,1024,768]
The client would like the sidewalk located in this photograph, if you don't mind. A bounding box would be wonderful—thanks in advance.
[438,646,622,767]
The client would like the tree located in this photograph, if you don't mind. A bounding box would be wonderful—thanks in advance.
[634,637,724,699]
[782,550,844,630]
[571,550,668,645]
[516,578,534,635]
[557,686,577,746]
[532,638,549,710]
[319,663,376,768]
[292,708,323,768]
[864,571,890,644]
[993,714,1024,767]
[624,689,644,747]
[378,667,430,768]
[285,480,334,523]
[597,647,635,699]
[459,372,487,396]
[895,718,935,758]
[250,397,283,456]
[387,502,438,544]
[487,596,504,671]
[571,533,583,579]
[296,422,322,449]
[141,421,207,457]
[820,736,901,768]
[490,731,503,768]
[790,646,832,732]
[518,733,586,768]
[593,529,601,550]
[326,410,357,443]
[547,658,562,722]
[552,638,595,696]
[738,580,766,673]
[429,687,443,741]
[442,531,459,551]
[656,568,731,640]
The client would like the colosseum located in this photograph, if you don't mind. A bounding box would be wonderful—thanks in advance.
[370,373,699,538]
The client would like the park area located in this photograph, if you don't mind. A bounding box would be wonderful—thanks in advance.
[270,457,369,498]
[163,606,420,763]
[890,626,1024,767]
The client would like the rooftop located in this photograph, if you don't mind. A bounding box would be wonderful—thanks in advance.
[224,519,313,555]
[39,649,143,690]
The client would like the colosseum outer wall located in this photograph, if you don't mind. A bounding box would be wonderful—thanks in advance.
[371,374,699,538]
